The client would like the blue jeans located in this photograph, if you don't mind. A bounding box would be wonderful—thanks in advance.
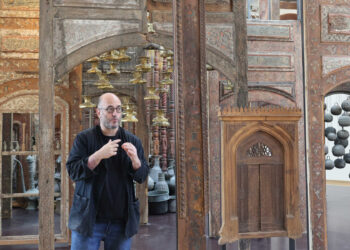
[71,222,132,250]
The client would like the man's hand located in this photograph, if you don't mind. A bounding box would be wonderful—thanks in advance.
[122,142,141,170]
[88,139,121,170]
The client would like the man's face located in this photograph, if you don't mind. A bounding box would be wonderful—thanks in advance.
[97,96,122,130]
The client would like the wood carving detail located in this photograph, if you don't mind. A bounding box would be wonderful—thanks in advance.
[321,5,350,42]
[0,94,63,112]
[53,19,140,61]
[206,24,234,60]
[53,0,141,8]
[322,56,350,76]
[247,142,272,157]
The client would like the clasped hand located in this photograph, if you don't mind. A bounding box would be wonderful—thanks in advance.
[99,140,141,170]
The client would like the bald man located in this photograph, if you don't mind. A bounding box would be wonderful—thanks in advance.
[66,93,148,250]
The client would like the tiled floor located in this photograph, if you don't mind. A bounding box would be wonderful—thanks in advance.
[0,184,349,250]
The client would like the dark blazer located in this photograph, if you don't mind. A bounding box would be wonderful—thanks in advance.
[66,125,148,237]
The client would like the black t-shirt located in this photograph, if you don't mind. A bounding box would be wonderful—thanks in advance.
[96,129,128,223]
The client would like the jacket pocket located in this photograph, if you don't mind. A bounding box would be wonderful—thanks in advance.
[68,193,89,231]
[125,199,140,238]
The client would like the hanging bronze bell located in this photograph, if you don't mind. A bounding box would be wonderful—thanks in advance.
[337,129,349,140]
[325,156,334,170]
[341,97,350,111]
[87,61,101,74]
[338,116,350,127]
[115,48,131,62]
[152,110,170,127]
[79,96,96,109]
[325,127,336,136]
[334,158,346,169]
[344,150,350,163]
[144,87,160,100]
[331,103,342,115]
[324,112,333,122]
[106,63,120,75]
[332,144,345,157]
[138,56,152,72]
[335,137,348,148]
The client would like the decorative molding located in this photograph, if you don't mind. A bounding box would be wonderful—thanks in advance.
[322,56,350,76]
[0,93,64,113]
[0,72,38,85]
[247,23,292,41]
[53,19,140,61]
[0,17,39,29]
[1,36,39,53]
[248,54,294,71]
[328,13,350,35]
[1,0,39,10]
[219,106,302,120]
[321,5,350,43]
[0,59,39,73]
[206,24,235,60]
[199,0,209,214]
[174,0,186,219]
[53,0,141,9]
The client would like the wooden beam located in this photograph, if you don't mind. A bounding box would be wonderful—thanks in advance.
[38,0,55,249]
[173,0,207,248]
[280,1,297,9]
[234,0,248,107]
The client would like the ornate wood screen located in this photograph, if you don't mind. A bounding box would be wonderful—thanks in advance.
[218,107,302,244]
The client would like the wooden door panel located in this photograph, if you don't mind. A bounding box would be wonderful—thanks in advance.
[238,164,260,233]
[260,164,284,231]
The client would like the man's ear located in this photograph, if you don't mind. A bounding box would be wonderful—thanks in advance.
[96,108,101,118]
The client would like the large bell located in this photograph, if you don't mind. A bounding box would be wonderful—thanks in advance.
[332,144,345,156]
[152,110,170,127]
[324,112,333,122]
[337,129,349,140]
[334,158,346,169]
[341,97,350,111]
[144,87,160,100]
[325,156,334,170]
[331,103,342,115]
[79,96,96,109]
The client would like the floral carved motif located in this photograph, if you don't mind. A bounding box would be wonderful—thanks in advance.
[247,142,272,157]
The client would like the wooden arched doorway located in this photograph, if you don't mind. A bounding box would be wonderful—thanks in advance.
[236,131,284,233]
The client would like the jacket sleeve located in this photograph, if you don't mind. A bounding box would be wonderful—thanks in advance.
[128,137,149,184]
[66,132,97,182]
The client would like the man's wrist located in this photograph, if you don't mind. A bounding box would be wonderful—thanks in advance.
[131,158,141,170]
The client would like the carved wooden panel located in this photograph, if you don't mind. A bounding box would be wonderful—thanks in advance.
[53,0,142,8]
[237,132,284,234]
[321,5,350,43]
[53,19,141,62]
[305,1,350,248]
[322,56,350,76]
[218,107,302,245]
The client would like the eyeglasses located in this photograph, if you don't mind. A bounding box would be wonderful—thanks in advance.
[100,105,123,114]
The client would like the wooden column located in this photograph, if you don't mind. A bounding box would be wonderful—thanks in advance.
[173,0,207,248]
[160,56,168,171]
[39,0,55,249]
[167,80,176,164]
[152,51,160,156]
[136,85,149,224]
[234,0,248,107]
[270,0,280,20]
